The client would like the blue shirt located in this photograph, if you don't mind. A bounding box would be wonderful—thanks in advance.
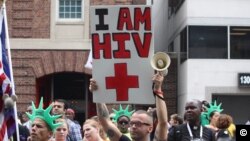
[67,119,82,141]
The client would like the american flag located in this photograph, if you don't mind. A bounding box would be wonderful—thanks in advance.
[0,6,17,141]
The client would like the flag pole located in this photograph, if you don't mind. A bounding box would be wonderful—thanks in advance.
[2,1,20,141]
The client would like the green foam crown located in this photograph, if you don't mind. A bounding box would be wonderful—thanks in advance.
[206,100,223,117]
[112,105,134,122]
[26,97,62,131]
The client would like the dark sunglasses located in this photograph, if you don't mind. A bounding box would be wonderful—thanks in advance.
[118,121,129,125]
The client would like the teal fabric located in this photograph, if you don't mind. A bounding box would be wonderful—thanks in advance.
[200,112,209,126]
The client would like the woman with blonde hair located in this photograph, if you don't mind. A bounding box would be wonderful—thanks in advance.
[83,119,107,141]
[90,116,109,141]
[53,118,69,141]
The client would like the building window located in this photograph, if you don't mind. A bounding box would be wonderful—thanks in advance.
[180,27,187,63]
[168,0,185,18]
[59,0,83,20]
[168,42,174,52]
[188,26,227,59]
[230,26,250,59]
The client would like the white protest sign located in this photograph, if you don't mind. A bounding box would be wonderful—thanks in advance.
[90,5,154,104]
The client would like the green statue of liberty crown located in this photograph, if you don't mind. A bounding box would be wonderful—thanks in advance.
[206,100,223,117]
[26,97,62,131]
[112,105,134,122]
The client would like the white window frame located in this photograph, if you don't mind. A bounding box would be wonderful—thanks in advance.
[56,0,84,23]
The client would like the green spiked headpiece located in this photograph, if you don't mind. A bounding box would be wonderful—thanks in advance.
[206,100,223,118]
[26,97,62,131]
[112,105,134,123]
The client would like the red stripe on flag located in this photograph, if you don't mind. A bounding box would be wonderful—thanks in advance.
[0,95,3,110]
[0,119,7,141]
[0,73,6,86]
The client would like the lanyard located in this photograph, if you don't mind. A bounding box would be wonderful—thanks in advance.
[187,123,203,140]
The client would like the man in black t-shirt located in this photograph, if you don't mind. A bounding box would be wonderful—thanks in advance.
[168,100,215,141]
[119,134,132,141]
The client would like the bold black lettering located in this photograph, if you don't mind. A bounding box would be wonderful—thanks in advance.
[95,9,109,30]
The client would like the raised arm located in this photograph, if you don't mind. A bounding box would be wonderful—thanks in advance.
[89,79,123,141]
[152,72,168,141]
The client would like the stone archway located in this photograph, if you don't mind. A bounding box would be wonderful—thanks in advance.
[12,50,90,112]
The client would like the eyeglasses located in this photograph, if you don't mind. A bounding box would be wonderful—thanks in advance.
[118,121,129,125]
[129,121,151,127]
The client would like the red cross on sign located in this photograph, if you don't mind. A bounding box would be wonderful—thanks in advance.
[105,63,139,101]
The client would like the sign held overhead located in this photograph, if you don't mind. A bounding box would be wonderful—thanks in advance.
[90,5,154,104]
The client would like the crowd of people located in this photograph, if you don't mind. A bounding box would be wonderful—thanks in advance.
[15,72,240,141]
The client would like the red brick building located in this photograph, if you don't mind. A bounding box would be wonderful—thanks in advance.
[4,0,177,125]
